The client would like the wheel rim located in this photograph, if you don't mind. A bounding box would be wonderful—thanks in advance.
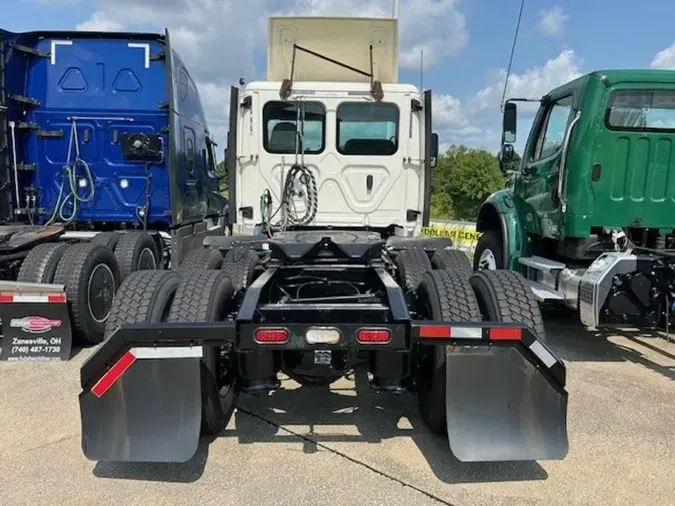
[87,264,115,323]
[137,247,157,270]
[478,249,497,270]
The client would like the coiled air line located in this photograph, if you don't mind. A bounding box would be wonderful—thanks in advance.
[262,98,319,234]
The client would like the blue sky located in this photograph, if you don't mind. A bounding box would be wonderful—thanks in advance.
[7,0,675,154]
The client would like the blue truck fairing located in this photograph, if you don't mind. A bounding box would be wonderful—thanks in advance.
[0,29,225,230]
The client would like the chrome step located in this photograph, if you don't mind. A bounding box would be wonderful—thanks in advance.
[528,280,565,302]
[519,255,566,272]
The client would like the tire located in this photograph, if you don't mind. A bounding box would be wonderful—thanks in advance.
[221,246,259,291]
[179,248,223,270]
[53,243,121,345]
[473,229,504,271]
[469,269,546,342]
[415,270,481,434]
[91,231,122,251]
[167,269,236,435]
[394,249,433,292]
[430,249,472,277]
[104,270,181,339]
[17,242,70,283]
[114,231,159,280]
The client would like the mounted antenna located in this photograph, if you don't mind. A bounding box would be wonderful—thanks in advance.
[419,50,424,93]
[500,0,526,111]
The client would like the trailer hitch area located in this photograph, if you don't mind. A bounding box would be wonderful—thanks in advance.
[413,322,569,462]
[78,321,234,463]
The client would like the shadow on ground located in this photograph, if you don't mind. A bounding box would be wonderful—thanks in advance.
[87,363,549,485]
[543,311,675,380]
[231,366,549,485]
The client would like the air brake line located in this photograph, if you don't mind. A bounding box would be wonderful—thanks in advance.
[45,119,95,225]
[262,99,318,235]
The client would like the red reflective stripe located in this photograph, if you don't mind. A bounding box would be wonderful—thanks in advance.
[48,294,66,303]
[91,351,137,398]
[489,327,522,341]
[419,325,451,339]
[0,293,13,303]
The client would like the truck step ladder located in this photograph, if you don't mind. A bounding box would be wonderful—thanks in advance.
[527,280,565,302]
[519,255,567,272]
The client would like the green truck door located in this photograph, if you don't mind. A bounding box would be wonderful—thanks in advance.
[516,94,574,238]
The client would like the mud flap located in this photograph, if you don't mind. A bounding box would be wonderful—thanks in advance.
[445,343,568,462]
[0,284,72,361]
[80,347,203,463]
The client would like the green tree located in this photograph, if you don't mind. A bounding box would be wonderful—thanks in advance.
[217,160,228,194]
[430,144,506,222]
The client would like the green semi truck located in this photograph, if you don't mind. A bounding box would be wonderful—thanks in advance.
[474,69,675,332]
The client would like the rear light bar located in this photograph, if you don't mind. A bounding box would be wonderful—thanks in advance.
[255,328,289,344]
[357,328,391,344]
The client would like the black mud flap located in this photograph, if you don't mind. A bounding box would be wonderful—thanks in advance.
[0,287,72,361]
[80,346,203,463]
[414,322,568,462]
[445,341,568,462]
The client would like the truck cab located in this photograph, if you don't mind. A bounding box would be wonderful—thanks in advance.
[475,69,675,330]
[223,17,438,238]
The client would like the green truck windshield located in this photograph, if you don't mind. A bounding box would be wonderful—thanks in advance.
[606,89,675,132]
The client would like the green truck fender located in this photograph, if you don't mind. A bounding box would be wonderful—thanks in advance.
[475,189,525,270]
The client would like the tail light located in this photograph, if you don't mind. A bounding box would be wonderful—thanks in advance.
[255,328,289,344]
[357,328,390,344]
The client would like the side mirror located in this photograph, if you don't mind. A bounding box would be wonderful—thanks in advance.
[430,132,439,168]
[499,144,515,172]
[503,102,517,143]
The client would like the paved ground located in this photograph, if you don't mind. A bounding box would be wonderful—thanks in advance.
[1,317,674,506]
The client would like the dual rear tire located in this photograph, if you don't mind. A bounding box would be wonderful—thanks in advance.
[104,256,243,436]
[396,249,545,435]
[16,231,162,345]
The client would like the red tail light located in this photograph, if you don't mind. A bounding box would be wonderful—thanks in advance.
[255,328,289,343]
[357,328,391,344]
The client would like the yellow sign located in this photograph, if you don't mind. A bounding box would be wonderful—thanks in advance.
[421,221,481,252]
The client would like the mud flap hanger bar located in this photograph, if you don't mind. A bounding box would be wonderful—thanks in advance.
[81,320,565,390]
[411,321,567,390]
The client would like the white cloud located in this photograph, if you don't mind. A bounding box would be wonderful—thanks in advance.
[74,0,469,144]
[434,49,583,153]
[650,42,675,69]
[536,6,568,38]
[76,11,124,32]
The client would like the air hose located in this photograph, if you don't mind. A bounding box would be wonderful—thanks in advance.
[46,119,95,225]
[262,163,318,234]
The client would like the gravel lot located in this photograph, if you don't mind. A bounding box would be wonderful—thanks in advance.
[1,317,673,506]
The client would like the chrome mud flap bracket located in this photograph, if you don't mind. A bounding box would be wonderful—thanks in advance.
[578,252,637,330]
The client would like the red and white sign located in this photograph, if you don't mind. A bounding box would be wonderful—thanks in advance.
[9,316,62,334]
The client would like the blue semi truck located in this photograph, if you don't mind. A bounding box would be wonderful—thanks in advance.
[0,28,229,359]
